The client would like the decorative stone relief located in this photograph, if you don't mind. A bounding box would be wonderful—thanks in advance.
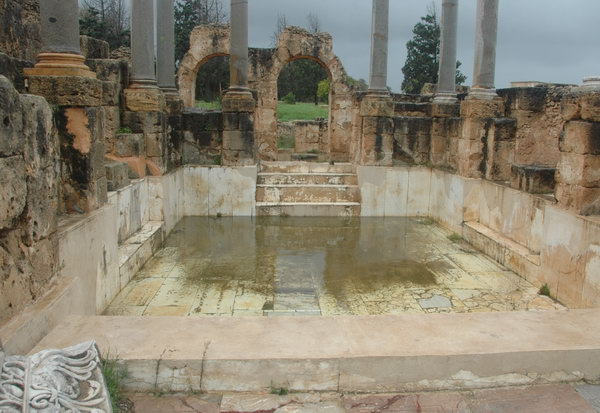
[0,341,112,412]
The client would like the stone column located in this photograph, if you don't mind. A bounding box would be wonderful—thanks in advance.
[157,0,177,95]
[125,0,164,112]
[222,0,255,165]
[368,0,390,95]
[470,0,499,99]
[434,0,459,103]
[229,0,250,93]
[24,0,94,78]
[130,0,157,88]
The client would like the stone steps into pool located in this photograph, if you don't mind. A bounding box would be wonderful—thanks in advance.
[256,184,360,203]
[256,162,361,216]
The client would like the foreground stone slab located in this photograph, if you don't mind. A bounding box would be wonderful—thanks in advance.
[0,341,111,412]
[33,310,600,393]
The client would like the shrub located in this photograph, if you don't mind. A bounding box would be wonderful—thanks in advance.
[283,92,296,105]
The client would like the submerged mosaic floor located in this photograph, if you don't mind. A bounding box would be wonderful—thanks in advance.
[105,217,565,316]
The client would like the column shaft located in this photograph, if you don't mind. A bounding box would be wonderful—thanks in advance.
[157,0,177,92]
[436,0,459,101]
[472,0,499,92]
[40,0,82,54]
[368,0,390,93]
[230,0,249,91]
[131,0,156,86]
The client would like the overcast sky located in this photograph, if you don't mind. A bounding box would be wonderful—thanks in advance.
[214,0,600,92]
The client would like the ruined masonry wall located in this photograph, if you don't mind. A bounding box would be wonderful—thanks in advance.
[0,76,59,325]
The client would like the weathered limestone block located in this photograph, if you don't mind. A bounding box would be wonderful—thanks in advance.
[431,102,460,118]
[105,160,130,191]
[145,132,166,157]
[20,94,59,242]
[560,121,600,155]
[393,117,432,164]
[361,95,394,117]
[461,118,491,141]
[124,87,166,112]
[0,53,34,93]
[80,35,110,59]
[58,107,108,212]
[113,133,145,157]
[101,80,120,106]
[580,92,600,122]
[122,111,167,134]
[0,156,27,229]
[183,111,223,132]
[361,116,393,166]
[485,119,516,182]
[460,98,504,118]
[26,75,102,106]
[0,341,112,412]
[102,106,121,143]
[0,76,25,156]
[86,59,128,84]
[556,152,600,187]
[556,182,600,216]
[561,94,582,121]
[222,92,256,113]
[511,165,556,194]
[503,87,548,112]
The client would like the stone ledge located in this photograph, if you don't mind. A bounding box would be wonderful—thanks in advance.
[463,221,542,286]
[119,222,165,289]
[33,310,600,392]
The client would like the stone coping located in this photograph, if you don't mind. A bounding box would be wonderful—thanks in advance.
[32,310,600,392]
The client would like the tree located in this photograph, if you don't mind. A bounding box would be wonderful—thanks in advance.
[401,4,466,94]
[79,0,130,50]
[271,14,288,46]
[306,12,321,34]
[278,59,328,105]
[175,0,227,65]
[317,79,330,103]
[175,0,228,103]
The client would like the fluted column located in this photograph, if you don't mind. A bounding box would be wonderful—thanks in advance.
[25,0,94,78]
[470,0,499,99]
[435,0,459,103]
[229,0,250,92]
[368,0,390,95]
[131,0,157,87]
[157,0,177,95]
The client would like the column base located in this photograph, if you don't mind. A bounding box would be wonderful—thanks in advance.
[24,53,96,78]
[468,87,498,100]
[222,89,256,113]
[433,92,458,104]
[575,76,600,93]
[361,93,394,117]
[124,85,166,112]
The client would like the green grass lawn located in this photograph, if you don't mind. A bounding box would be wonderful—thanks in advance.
[277,102,329,122]
[195,100,221,110]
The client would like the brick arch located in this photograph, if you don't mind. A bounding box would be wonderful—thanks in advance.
[178,25,355,161]
[177,24,230,107]
[256,27,353,161]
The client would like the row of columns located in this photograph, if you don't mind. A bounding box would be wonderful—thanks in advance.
[368,0,500,102]
[33,0,501,104]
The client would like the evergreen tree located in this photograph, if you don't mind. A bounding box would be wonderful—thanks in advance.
[79,0,130,50]
[175,0,227,65]
[401,5,466,94]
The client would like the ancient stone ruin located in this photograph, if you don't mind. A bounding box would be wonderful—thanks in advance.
[2,0,600,407]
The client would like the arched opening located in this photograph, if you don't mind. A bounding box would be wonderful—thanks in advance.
[194,54,230,110]
[276,57,331,160]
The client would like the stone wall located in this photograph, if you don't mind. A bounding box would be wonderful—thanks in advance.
[181,110,223,165]
[277,120,329,154]
[178,25,354,161]
[0,76,59,325]
[0,0,41,61]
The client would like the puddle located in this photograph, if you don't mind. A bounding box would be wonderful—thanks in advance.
[106,217,566,316]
